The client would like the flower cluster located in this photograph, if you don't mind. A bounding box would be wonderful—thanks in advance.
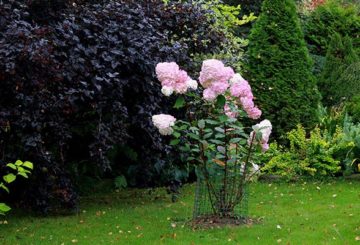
[152,114,176,135]
[229,73,261,119]
[197,59,261,119]
[199,59,234,101]
[248,119,272,152]
[153,59,267,141]
[156,62,197,96]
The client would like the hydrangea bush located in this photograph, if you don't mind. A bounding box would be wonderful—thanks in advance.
[152,59,272,219]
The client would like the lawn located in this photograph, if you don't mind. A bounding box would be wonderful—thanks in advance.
[0,180,359,245]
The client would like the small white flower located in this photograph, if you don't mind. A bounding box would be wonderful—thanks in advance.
[252,163,260,172]
[186,79,198,90]
[161,86,174,96]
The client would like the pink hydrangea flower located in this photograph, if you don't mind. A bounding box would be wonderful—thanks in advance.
[199,59,234,89]
[212,81,229,95]
[229,73,247,85]
[240,97,254,110]
[203,88,217,101]
[156,62,180,83]
[230,79,253,99]
[241,100,261,120]
[198,59,234,101]
[155,62,196,95]
[247,106,262,120]
[152,114,176,136]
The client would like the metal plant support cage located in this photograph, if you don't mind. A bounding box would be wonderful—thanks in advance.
[193,163,249,223]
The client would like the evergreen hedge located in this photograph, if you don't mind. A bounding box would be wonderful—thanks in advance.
[246,0,320,138]
[319,34,359,106]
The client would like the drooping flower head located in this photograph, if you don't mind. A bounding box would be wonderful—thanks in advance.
[152,114,176,136]
[230,75,253,99]
[248,119,272,152]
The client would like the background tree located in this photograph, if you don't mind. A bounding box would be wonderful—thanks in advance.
[245,0,320,138]
[303,1,360,57]
[319,34,359,106]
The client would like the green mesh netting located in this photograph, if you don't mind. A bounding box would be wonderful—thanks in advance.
[193,164,249,220]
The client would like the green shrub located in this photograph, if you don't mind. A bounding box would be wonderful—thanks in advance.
[246,0,320,138]
[262,125,342,179]
[347,93,360,123]
[319,34,359,106]
[303,1,360,57]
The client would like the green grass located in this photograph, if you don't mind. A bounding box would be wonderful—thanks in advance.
[0,180,359,244]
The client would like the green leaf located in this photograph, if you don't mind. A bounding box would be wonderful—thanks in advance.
[230,138,242,143]
[209,139,223,145]
[6,163,16,170]
[216,95,226,108]
[170,139,180,146]
[204,133,213,139]
[14,160,23,166]
[23,161,33,170]
[3,174,16,184]
[173,132,181,138]
[173,96,185,109]
[205,119,218,125]
[215,133,225,139]
[188,133,200,140]
[17,166,25,173]
[0,203,11,214]
[189,127,199,132]
[197,120,205,129]
[0,183,9,193]
[215,127,225,133]
[219,115,228,122]
[18,172,28,178]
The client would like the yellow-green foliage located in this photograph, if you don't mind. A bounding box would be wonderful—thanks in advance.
[0,160,33,215]
[210,3,257,29]
[194,1,256,71]
[262,125,343,179]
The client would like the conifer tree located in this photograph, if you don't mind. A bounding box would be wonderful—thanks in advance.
[320,34,359,106]
[246,0,320,137]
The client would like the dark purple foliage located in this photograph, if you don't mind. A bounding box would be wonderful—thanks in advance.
[0,0,226,213]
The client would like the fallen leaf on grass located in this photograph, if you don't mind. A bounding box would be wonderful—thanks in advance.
[355,236,360,241]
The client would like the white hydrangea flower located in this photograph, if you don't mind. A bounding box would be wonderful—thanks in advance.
[186,79,198,90]
[161,86,174,96]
